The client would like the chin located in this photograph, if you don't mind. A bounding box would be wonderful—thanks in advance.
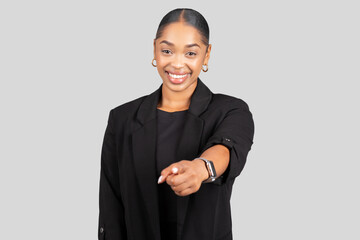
[163,80,185,92]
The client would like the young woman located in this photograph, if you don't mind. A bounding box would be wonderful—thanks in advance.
[98,8,255,240]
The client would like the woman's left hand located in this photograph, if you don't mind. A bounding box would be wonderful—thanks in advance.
[157,159,209,196]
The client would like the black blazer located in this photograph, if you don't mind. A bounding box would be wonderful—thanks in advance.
[98,78,255,240]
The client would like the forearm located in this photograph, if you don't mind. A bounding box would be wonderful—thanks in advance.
[193,144,230,181]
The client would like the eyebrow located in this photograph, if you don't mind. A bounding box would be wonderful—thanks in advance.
[159,40,200,48]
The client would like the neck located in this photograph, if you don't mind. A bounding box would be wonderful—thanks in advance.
[157,81,197,111]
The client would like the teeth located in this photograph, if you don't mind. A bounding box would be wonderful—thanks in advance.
[168,72,188,79]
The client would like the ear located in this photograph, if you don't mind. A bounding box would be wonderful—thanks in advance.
[204,43,212,65]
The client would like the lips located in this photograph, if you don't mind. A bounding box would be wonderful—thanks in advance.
[166,71,190,84]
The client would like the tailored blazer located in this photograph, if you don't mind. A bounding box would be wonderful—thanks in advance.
[98,78,255,240]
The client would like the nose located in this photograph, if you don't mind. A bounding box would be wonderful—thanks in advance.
[171,54,185,69]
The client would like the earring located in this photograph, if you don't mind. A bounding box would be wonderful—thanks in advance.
[202,64,208,72]
[152,58,157,67]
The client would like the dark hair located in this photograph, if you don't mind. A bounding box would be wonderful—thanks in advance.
[155,8,210,47]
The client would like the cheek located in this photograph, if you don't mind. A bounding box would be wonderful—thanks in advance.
[156,58,167,69]
[189,60,203,72]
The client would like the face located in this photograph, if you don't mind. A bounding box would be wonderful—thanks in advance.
[153,22,212,93]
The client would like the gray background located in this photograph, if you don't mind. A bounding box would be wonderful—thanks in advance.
[1,0,359,239]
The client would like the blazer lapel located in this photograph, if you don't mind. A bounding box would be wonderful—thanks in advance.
[131,78,213,240]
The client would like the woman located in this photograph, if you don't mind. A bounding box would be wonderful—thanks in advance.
[98,8,255,240]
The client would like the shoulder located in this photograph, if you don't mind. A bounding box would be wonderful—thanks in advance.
[112,95,146,113]
[210,93,251,111]
[108,95,147,122]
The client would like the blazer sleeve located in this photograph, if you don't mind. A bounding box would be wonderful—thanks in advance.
[197,100,255,186]
[98,109,127,239]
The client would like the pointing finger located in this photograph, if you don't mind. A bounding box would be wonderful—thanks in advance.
[157,167,174,184]
[158,162,185,184]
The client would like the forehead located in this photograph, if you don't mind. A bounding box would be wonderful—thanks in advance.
[158,22,203,45]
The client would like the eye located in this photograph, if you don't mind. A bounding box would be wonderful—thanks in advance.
[186,52,197,56]
[161,49,172,55]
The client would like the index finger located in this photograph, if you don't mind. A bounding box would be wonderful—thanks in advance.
[157,162,185,184]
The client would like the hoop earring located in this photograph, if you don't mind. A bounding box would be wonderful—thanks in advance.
[202,64,208,72]
[152,58,157,67]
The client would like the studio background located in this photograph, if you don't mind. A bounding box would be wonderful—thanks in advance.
[0,1,359,239]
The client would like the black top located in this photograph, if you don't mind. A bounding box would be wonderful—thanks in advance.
[156,108,188,240]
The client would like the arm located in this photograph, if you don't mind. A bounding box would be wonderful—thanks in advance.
[98,109,127,239]
[192,144,230,182]
[195,100,255,185]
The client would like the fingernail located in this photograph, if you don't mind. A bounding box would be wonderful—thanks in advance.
[172,167,178,174]
[158,175,163,184]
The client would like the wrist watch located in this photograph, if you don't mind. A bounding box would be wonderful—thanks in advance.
[195,157,217,183]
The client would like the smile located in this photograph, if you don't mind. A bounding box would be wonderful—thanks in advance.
[166,71,190,84]
[168,72,188,78]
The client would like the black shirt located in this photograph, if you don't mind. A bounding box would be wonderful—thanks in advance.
[156,108,188,240]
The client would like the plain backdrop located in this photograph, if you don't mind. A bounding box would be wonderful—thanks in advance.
[1,1,359,239]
